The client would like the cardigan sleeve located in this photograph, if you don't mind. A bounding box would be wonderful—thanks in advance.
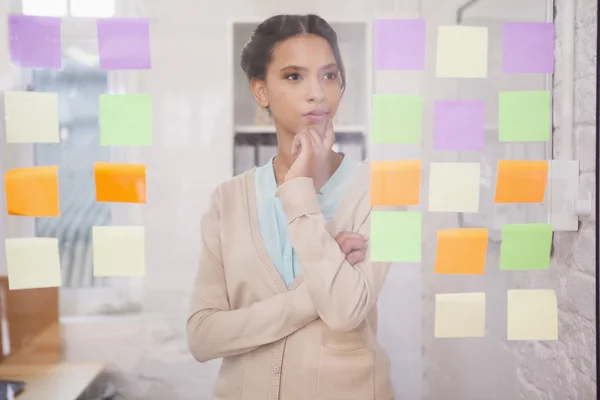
[186,187,318,362]
[275,177,391,332]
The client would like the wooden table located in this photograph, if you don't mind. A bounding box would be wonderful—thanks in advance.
[0,362,105,400]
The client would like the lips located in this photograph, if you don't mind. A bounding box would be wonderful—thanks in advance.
[305,109,328,116]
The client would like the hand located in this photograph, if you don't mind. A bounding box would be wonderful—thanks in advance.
[284,119,336,190]
[335,231,368,266]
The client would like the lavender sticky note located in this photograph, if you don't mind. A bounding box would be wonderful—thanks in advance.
[375,19,426,70]
[503,22,554,74]
[8,15,62,69]
[97,18,151,70]
[434,100,485,151]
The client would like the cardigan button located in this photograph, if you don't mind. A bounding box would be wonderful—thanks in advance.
[273,366,280,374]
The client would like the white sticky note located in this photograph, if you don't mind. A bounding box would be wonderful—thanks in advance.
[4,91,60,143]
[428,163,481,212]
[507,289,558,340]
[6,238,61,290]
[93,226,146,277]
[436,26,488,78]
[434,292,486,338]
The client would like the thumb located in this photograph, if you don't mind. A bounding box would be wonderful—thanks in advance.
[323,119,335,149]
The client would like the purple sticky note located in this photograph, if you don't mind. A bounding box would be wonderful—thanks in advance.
[503,22,554,74]
[434,100,485,151]
[97,18,151,70]
[375,19,426,70]
[8,15,62,69]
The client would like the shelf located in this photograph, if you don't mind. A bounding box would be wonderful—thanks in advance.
[234,125,366,134]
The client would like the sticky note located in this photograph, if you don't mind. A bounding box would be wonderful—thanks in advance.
[93,226,146,277]
[8,14,62,68]
[5,166,59,217]
[97,18,151,70]
[499,91,550,142]
[370,160,421,206]
[499,224,552,270]
[433,100,485,151]
[371,94,423,144]
[4,91,59,143]
[435,228,488,274]
[99,94,153,146]
[371,211,421,262]
[436,26,488,78]
[6,238,61,290]
[503,22,554,74]
[95,162,146,204]
[434,292,486,338]
[494,160,548,203]
[507,289,558,340]
[374,19,426,70]
[428,163,480,212]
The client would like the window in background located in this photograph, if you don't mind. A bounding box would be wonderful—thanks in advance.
[22,0,115,17]
[32,52,110,289]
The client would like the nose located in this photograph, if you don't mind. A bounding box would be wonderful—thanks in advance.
[306,77,325,104]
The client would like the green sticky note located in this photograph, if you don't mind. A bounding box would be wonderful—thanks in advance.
[371,211,421,262]
[100,94,153,146]
[499,91,550,142]
[499,223,552,270]
[371,94,423,144]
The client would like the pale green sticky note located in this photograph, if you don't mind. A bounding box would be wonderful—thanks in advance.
[507,289,558,340]
[99,94,153,146]
[499,91,550,142]
[434,292,486,338]
[371,211,421,262]
[436,26,488,78]
[5,91,59,143]
[6,238,61,290]
[499,223,552,270]
[371,94,423,144]
[428,162,481,212]
[93,226,146,277]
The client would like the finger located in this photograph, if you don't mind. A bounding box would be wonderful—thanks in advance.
[292,132,311,156]
[339,237,367,255]
[322,118,335,150]
[346,250,366,266]
[305,129,323,151]
[335,231,368,242]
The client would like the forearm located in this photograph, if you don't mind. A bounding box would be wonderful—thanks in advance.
[187,284,317,362]
[277,177,390,332]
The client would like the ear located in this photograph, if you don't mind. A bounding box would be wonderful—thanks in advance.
[250,79,269,109]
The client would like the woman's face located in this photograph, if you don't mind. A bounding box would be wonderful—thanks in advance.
[251,34,343,136]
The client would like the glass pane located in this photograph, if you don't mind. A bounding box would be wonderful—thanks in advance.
[70,0,116,18]
[22,0,67,17]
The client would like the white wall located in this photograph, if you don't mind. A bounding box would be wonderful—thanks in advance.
[0,0,595,399]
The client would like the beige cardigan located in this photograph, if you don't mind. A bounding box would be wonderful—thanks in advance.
[187,165,394,400]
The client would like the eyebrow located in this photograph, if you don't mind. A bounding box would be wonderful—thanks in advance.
[280,63,338,72]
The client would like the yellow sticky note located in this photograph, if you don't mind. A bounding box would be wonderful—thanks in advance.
[428,162,481,212]
[5,238,61,290]
[507,289,558,340]
[434,292,486,338]
[436,26,488,78]
[93,226,145,277]
[4,91,59,143]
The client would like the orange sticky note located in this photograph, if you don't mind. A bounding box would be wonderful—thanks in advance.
[5,166,59,217]
[494,160,548,203]
[435,228,488,274]
[95,162,146,203]
[370,160,421,206]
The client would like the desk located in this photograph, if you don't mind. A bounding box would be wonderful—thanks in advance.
[0,362,105,400]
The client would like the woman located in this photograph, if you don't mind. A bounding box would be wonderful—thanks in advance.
[187,14,394,400]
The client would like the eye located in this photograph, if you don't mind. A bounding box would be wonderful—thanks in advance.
[284,73,301,81]
[324,72,337,80]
